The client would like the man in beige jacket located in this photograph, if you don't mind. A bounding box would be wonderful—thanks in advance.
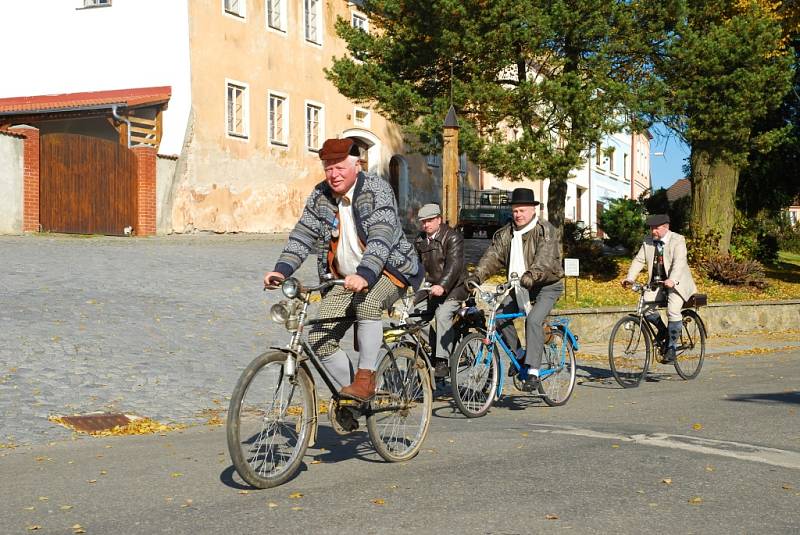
[622,214,698,362]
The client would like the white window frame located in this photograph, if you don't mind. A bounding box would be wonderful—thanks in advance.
[353,107,371,128]
[304,0,323,46]
[80,0,111,8]
[223,0,246,20]
[266,0,287,34]
[225,79,250,140]
[351,12,368,32]
[268,91,289,148]
[304,101,325,153]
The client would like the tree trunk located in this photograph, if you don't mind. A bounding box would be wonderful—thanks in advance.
[689,148,740,254]
[547,176,569,241]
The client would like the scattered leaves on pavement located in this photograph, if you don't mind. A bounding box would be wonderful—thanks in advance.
[289,492,303,499]
[371,498,386,505]
[688,496,703,505]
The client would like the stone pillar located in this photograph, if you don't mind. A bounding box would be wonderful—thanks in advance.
[11,126,40,232]
[132,146,157,236]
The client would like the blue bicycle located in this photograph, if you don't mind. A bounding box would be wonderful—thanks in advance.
[450,279,579,418]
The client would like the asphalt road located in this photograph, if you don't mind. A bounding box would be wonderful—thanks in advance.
[3,348,798,534]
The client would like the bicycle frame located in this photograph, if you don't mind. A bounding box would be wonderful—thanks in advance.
[471,280,580,397]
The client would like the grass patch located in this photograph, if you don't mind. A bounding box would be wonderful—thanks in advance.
[474,251,800,309]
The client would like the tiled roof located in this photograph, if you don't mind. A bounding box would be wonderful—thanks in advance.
[666,178,691,201]
[0,86,171,114]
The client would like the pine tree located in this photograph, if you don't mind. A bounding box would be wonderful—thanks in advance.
[327,0,676,231]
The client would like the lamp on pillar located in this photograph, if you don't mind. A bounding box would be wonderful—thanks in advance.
[442,105,460,227]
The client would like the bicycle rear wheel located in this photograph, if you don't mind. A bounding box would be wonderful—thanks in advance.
[608,316,651,388]
[227,352,314,488]
[450,332,499,418]
[367,344,432,462]
[674,309,706,380]
[538,329,576,406]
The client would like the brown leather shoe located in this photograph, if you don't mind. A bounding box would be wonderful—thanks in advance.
[340,369,377,401]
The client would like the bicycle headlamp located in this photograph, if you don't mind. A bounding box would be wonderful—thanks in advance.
[281,277,302,299]
[270,301,291,323]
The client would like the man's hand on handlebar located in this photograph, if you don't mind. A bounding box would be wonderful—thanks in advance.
[344,274,369,293]
[263,272,285,290]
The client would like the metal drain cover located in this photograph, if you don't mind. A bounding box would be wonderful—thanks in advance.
[55,413,131,433]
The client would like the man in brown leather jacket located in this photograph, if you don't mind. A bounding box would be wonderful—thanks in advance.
[414,203,467,377]
[466,188,564,381]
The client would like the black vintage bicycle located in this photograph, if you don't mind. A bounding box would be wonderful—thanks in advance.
[608,282,707,388]
[226,277,433,489]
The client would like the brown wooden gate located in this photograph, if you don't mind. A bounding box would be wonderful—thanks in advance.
[40,133,137,235]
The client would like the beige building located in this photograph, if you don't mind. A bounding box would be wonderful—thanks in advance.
[173,0,479,233]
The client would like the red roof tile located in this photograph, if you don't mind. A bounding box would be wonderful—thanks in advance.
[0,86,171,114]
[666,178,691,201]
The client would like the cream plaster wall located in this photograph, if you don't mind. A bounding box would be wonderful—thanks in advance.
[172,0,451,233]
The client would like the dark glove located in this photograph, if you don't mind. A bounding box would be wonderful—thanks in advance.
[464,274,481,291]
[520,271,536,290]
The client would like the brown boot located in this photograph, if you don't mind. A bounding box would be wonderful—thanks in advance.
[340,369,377,401]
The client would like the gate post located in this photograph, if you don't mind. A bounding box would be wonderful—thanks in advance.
[10,126,40,232]
[132,146,157,236]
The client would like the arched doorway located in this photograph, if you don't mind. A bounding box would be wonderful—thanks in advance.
[341,128,380,174]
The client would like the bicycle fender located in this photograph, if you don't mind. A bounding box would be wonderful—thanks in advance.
[268,346,319,447]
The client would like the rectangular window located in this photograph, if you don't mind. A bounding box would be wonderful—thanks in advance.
[304,0,321,44]
[267,0,286,32]
[305,103,323,151]
[595,146,602,167]
[608,148,615,174]
[224,0,245,18]
[226,81,249,139]
[623,153,629,179]
[351,13,368,32]
[353,107,370,128]
[426,154,441,168]
[268,93,288,146]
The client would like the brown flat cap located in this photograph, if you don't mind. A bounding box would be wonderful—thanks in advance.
[319,138,361,161]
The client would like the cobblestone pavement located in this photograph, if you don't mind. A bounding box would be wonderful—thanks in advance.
[0,233,495,446]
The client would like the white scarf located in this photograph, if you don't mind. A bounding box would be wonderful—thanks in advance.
[509,216,538,313]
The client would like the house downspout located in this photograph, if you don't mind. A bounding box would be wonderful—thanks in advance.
[111,104,131,148]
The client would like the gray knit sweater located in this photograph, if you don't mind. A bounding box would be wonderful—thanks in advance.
[273,172,423,289]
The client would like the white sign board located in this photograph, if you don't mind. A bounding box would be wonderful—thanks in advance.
[564,258,580,277]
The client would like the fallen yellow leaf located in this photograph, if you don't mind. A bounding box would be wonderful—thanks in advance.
[24,506,35,511]
[171,472,183,478]
[371,498,385,505]
[267,502,279,508]
[87,479,97,484]
[782,484,794,490]
[26,526,41,532]
[661,478,673,485]
[38,496,48,501]
[72,524,86,534]
[291,506,303,511]
[545,514,559,520]
[692,423,703,431]
[688,496,703,504]
[289,492,304,499]
[239,490,250,495]
[60,505,73,510]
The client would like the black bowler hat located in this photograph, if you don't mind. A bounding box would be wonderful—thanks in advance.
[509,188,540,206]
[645,213,670,227]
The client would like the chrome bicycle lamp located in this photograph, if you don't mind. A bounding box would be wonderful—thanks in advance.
[281,277,302,299]
[270,300,291,324]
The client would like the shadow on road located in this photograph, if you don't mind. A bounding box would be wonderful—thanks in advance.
[726,391,800,405]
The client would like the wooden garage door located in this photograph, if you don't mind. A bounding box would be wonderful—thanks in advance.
[40,133,137,236]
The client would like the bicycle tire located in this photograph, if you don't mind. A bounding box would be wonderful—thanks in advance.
[673,309,706,380]
[450,332,499,418]
[227,351,314,489]
[367,344,432,462]
[608,315,651,388]
[538,328,576,406]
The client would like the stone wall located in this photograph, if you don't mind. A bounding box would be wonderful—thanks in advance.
[551,300,800,343]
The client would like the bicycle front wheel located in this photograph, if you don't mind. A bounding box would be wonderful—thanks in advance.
[450,332,499,418]
[608,316,651,388]
[538,328,576,406]
[367,344,432,462]
[674,309,706,380]
[226,352,314,488]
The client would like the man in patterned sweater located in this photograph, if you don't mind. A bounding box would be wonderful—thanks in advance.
[263,137,423,401]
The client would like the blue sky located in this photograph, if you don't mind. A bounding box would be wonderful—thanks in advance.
[649,123,690,190]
